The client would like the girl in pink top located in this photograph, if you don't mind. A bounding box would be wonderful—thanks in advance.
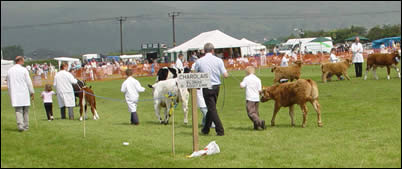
[40,84,55,121]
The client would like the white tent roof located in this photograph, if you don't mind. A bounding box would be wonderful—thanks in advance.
[1,59,14,65]
[54,57,80,62]
[166,30,251,53]
[120,54,143,59]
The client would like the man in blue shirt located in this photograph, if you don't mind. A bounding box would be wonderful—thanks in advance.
[194,43,229,136]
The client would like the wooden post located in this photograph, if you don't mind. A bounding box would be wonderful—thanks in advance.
[191,88,199,152]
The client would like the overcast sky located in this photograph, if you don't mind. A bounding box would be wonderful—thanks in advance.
[1,1,401,56]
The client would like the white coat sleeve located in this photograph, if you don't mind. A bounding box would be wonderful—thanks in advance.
[68,72,77,84]
[240,78,246,88]
[121,81,127,93]
[134,80,145,93]
[24,69,35,94]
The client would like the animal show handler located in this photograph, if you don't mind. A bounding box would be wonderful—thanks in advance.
[194,42,228,136]
[54,62,78,120]
[121,69,145,125]
[351,37,364,78]
[7,56,35,132]
[240,66,266,130]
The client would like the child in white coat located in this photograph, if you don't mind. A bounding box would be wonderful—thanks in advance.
[121,69,145,125]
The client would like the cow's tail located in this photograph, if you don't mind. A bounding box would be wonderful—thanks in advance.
[306,79,319,100]
[148,84,154,89]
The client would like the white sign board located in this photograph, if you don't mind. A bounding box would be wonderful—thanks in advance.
[177,73,211,89]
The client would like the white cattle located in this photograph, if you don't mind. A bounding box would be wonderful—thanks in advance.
[150,78,189,125]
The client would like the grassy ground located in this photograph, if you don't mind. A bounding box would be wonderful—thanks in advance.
[1,64,401,168]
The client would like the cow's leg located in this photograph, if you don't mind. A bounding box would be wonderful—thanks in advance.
[311,100,323,127]
[372,66,378,80]
[343,72,351,80]
[289,105,295,127]
[364,64,370,80]
[322,72,329,83]
[300,103,308,128]
[165,102,171,125]
[271,104,281,126]
[386,66,391,80]
[392,64,401,78]
[154,102,162,124]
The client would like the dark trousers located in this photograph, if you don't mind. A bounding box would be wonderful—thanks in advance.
[60,107,74,119]
[246,101,262,128]
[354,63,363,77]
[44,103,53,120]
[202,85,224,135]
[131,112,139,125]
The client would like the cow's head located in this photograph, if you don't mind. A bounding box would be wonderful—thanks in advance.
[260,86,272,103]
[345,58,352,65]
[392,50,401,64]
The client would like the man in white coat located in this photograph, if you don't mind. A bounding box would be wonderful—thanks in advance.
[351,37,364,78]
[53,62,78,120]
[7,56,35,132]
[121,69,145,125]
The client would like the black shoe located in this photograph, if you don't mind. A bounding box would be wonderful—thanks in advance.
[261,120,266,130]
[253,123,258,130]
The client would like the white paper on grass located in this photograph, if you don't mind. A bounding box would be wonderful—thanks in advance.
[188,141,220,158]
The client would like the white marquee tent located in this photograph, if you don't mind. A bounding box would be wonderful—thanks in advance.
[165,30,253,58]
[1,59,14,87]
[240,38,267,56]
[120,54,143,60]
[54,57,81,71]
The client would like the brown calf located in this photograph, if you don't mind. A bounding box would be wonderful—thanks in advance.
[79,86,100,121]
[364,50,401,80]
[321,59,352,83]
[271,61,302,83]
[260,79,322,128]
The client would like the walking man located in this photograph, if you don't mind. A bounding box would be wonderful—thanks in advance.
[54,62,78,120]
[194,43,229,136]
[7,56,35,132]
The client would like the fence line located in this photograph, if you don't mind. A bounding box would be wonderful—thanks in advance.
[7,51,372,88]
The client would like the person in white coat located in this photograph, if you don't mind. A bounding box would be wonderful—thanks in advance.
[351,37,364,78]
[175,53,184,71]
[7,56,35,132]
[121,69,145,125]
[280,54,289,67]
[53,62,78,120]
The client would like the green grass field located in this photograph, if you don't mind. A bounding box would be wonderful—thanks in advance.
[1,64,401,168]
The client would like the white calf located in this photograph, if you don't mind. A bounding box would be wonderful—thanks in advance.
[151,78,189,125]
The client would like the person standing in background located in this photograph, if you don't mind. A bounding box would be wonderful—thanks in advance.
[351,37,364,78]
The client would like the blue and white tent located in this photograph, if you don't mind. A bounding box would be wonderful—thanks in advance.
[372,37,401,49]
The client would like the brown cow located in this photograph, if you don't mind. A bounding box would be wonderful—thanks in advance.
[260,79,323,128]
[321,59,352,83]
[79,86,100,121]
[364,50,401,80]
[271,61,302,83]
